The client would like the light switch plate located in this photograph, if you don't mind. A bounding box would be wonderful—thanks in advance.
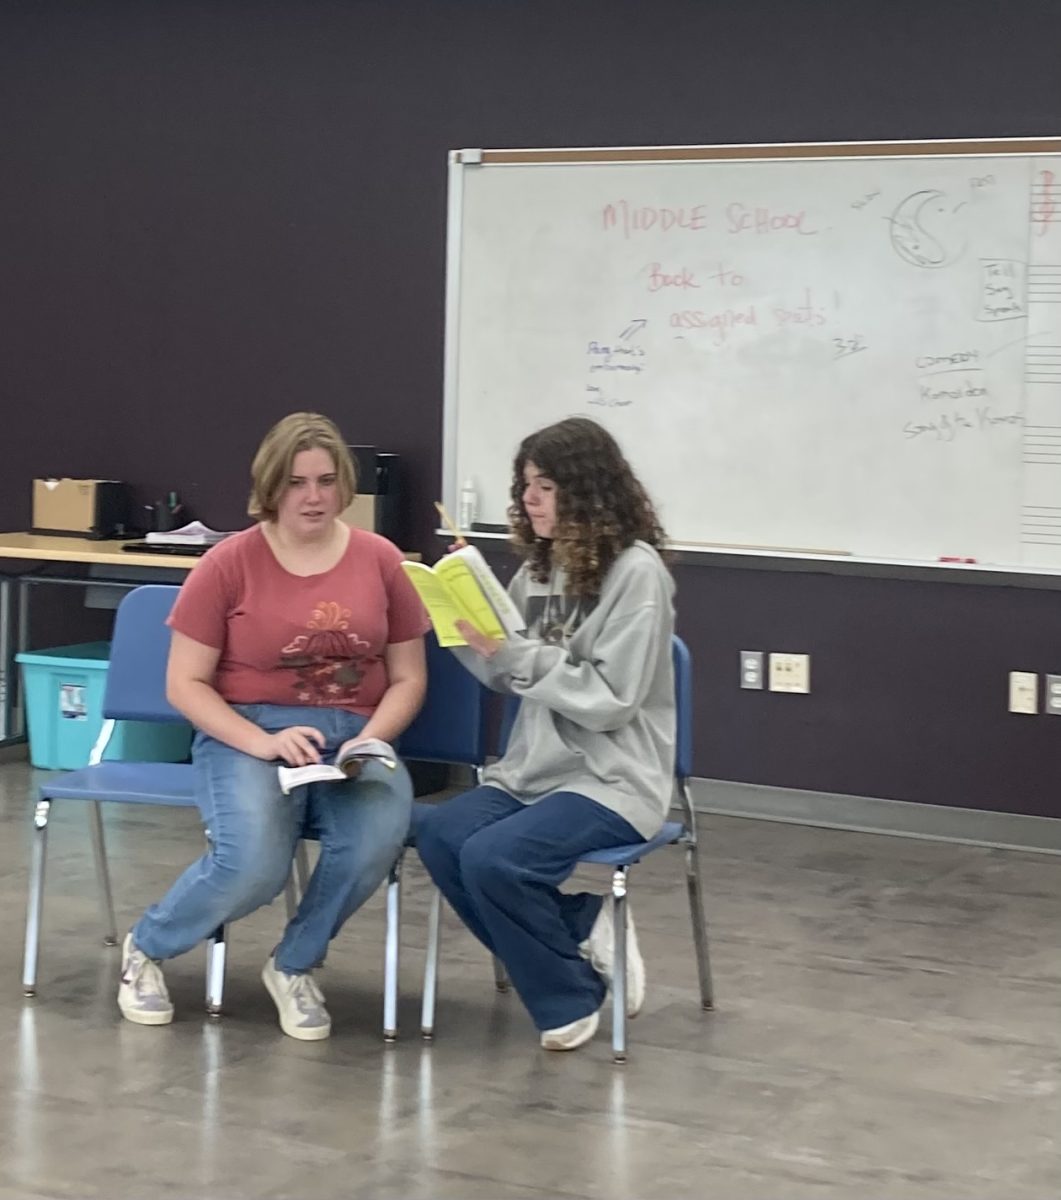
[769,652,810,694]
[1009,670,1038,714]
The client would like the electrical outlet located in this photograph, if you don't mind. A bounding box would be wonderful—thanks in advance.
[740,650,764,689]
[768,652,810,694]
[1044,674,1061,715]
[1009,670,1038,714]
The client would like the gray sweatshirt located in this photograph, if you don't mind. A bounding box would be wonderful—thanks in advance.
[453,541,675,839]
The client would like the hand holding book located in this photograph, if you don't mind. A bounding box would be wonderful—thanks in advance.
[455,619,504,659]
[277,737,398,795]
[402,544,524,648]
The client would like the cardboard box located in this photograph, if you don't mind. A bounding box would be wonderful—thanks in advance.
[32,478,130,539]
[340,494,378,533]
[341,448,401,543]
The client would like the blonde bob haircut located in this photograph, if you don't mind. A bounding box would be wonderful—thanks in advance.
[248,412,357,521]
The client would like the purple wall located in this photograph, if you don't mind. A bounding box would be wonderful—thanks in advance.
[2,0,1060,813]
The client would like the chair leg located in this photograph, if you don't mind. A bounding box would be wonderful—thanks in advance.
[383,853,402,1042]
[205,925,227,1016]
[22,800,50,996]
[295,840,311,893]
[492,954,510,992]
[87,801,118,947]
[420,889,442,1039]
[284,839,312,920]
[611,867,628,1064]
[685,843,715,1010]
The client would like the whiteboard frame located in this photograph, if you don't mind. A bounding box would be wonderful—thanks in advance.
[453,136,1061,166]
[443,135,1061,573]
[437,528,1061,588]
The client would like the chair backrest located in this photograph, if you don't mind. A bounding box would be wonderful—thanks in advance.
[497,634,693,779]
[102,585,186,723]
[398,632,488,767]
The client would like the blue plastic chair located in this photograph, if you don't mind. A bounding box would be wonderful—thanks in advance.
[21,584,197,996]
[418,635,715,1062]
[20,584,281,1011]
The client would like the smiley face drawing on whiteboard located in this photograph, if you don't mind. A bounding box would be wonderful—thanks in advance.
[888,190,967,268]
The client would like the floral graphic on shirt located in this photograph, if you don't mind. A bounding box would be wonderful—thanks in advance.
[280,600,371,705]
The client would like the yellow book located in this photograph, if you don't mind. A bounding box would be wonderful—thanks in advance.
[402,546,524,647]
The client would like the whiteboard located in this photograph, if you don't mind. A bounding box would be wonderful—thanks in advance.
[443,139,1061,569]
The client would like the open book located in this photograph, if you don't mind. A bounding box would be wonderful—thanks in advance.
[277,737,398,795]
[402,545,525,648]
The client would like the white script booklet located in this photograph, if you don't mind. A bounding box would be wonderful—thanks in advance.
[277,737,398,795]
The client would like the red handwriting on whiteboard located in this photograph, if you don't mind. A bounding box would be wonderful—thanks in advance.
[602,201,708,238]
[726,203,819,236]
[670,306,758,346]
[647,264,700,291]
[705,263,744,286]
[647,262,744,291]
[773,288,827,327]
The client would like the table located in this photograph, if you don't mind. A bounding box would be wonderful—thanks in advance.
[0,533,201,747]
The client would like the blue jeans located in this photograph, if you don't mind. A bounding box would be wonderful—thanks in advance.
[414,786,641,1031]
[133,704,413,973]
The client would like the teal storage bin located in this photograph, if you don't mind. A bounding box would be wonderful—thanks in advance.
[16,642,193,770]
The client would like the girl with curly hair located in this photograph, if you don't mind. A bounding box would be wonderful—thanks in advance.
[416,417,675,1051]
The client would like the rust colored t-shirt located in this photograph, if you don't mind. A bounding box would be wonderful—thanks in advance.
[167,525,429,715]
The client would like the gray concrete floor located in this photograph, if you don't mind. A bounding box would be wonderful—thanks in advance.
[0,760,1058,1199]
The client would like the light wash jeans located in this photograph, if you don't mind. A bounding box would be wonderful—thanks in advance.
[133,704,413,973]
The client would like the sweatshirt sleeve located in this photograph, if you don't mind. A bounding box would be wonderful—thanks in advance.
[486,553,670,732]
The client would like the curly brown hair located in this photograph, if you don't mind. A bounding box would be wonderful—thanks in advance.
[508,417,667,597]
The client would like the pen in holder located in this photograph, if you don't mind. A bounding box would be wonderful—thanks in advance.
[145,493,184,533]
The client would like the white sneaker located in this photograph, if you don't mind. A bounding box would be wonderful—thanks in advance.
[580,901,646,1017]
[261,956,331,1041]
[540,1009,600,1051]
[117,933,174,1026]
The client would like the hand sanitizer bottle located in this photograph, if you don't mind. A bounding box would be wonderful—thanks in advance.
[458,478,478,529]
